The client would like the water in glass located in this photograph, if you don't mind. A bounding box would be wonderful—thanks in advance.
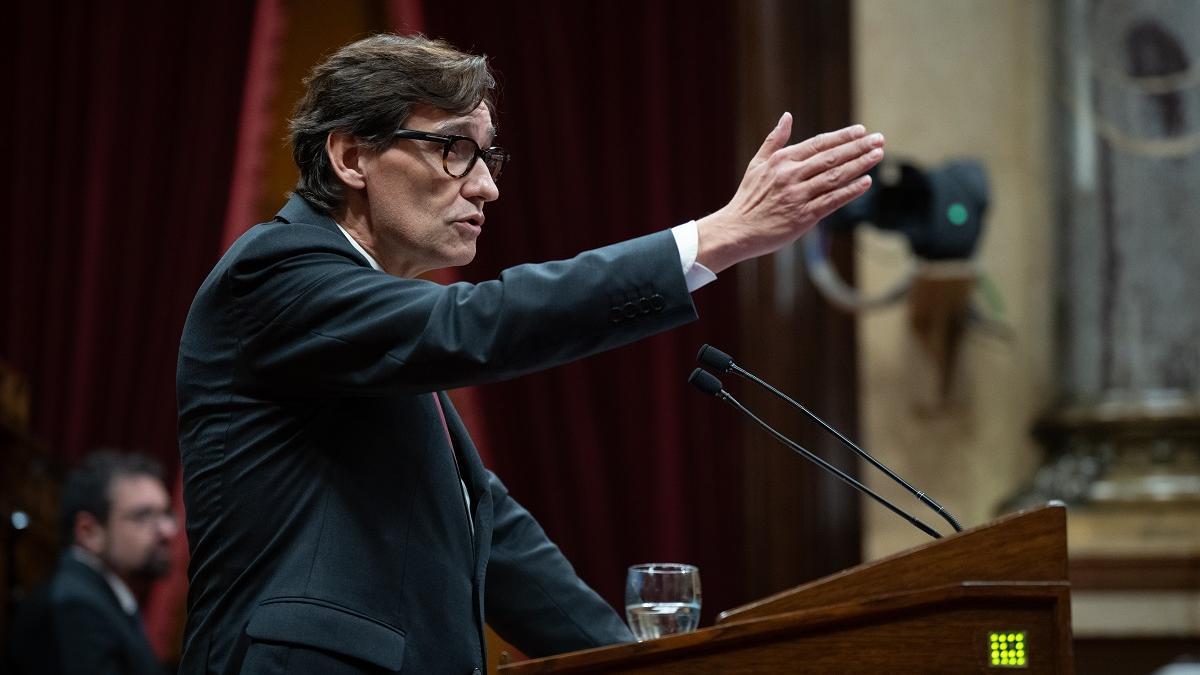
[624,563,701,641]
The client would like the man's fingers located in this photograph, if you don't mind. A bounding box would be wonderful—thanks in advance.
[778,124,868,163]
[790,133,885,182]
[796,143,885,197]
[805,175,874,223]
[751,112,793,164]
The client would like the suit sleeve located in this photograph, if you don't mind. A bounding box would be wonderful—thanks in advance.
[482,471,634,656]
[224,226,697,396]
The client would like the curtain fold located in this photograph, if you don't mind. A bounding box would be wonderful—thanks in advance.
[220,0,287,251]
[3,0,255,468]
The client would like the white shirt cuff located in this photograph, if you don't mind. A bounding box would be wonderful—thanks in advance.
[671,220,718,292]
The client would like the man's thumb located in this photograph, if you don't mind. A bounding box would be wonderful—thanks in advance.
[751,112,792,163]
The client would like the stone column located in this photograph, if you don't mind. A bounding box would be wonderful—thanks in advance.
[1011,0,1200,510]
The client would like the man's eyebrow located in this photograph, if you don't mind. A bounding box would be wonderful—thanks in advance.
[434,120,498,144]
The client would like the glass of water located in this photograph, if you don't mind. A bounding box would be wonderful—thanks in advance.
[624,563,701,641]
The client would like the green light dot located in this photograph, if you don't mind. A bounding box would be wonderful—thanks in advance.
[1008,633,1016,642]
[947,203,969,226]
[1017,657,1026,666]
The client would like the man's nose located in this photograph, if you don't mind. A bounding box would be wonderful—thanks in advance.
[159,514,179,539]
[463,160,500,203]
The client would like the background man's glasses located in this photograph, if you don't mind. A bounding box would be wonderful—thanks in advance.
[392,129,510,181]
[115,507,176,528]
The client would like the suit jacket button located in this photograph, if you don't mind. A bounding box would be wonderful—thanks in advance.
[650,294,665,311]
[622,301,638,319]
[609,307,624,323]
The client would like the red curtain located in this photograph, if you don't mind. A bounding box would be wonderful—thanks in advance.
[3,1,254,467]
[220,0,287,252]
[421,1,747,621]
[3,0,256,659]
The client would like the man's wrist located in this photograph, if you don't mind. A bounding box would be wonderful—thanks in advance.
[694,210,752,275]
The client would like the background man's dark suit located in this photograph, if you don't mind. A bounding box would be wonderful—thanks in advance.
[177,195,698,673]
[4,552,164,675]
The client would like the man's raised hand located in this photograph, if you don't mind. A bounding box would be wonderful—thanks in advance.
[695,113,885,274]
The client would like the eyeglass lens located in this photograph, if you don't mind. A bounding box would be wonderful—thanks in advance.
[446,138,504,180]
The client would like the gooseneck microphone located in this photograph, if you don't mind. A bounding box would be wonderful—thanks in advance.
[696,344,963,534]
[688,368,942,540]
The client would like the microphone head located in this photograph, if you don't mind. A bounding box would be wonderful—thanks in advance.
[697,344,735,372]
[688,368,725,397]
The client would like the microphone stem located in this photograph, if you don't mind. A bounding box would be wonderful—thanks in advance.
[722,392,942,540]
[733,364,964,533]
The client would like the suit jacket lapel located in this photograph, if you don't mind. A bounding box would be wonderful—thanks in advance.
[62,553,130,618]
[436,392,493,576]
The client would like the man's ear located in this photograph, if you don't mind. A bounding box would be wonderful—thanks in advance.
[326,131,367,190]
[74,511,106,555]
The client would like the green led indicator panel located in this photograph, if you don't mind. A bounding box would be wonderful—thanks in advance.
[989,631,1027,668]
[947,202,969,225]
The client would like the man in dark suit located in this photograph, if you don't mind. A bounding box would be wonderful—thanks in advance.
[6,451,175,675]
[177,34,883,674]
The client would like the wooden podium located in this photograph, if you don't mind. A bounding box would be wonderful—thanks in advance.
[499,504,1073,674]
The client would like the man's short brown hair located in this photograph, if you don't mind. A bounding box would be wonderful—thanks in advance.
[289,34,496,213]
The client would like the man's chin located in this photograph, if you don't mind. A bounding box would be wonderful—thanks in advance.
[403,246,476,279]
[443,244,477,269]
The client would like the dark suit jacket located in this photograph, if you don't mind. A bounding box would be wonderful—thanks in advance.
[4,552,164,675]
[177,195,697,673]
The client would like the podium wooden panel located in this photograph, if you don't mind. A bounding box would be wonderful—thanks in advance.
[500,504,1073,674]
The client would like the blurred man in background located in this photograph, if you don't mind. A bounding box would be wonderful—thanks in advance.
[6,450,176,675]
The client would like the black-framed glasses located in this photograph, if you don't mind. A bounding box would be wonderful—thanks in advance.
[114,507,176,528]
[392,129,510,181]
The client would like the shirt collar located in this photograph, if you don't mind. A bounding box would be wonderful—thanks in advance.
[70,546,139,615]
[335,223,384,272]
